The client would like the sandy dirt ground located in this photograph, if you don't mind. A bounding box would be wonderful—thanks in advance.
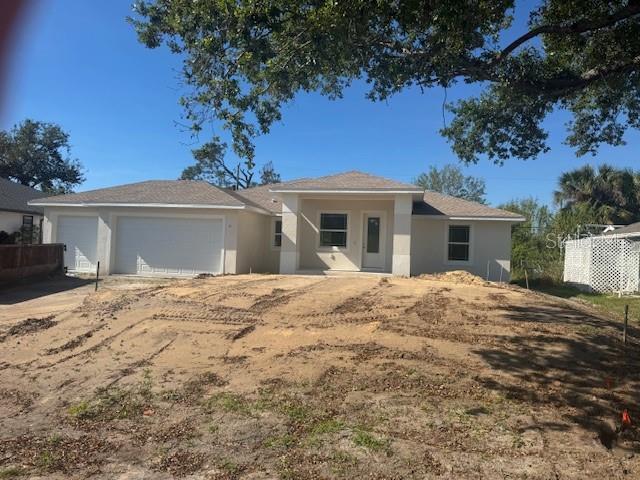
[0,273,639,479]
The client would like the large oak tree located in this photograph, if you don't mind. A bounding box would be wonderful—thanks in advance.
[131,0,640,164]
[0,119,84,194]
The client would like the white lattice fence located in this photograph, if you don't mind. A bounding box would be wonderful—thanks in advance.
[563,238,592,286]
[563,236,640,293]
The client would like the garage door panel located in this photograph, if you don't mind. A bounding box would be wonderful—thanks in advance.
[114,216,223,276]
[56,216,98,273]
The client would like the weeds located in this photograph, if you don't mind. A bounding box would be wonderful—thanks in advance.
[0,467,24,478]
[352,428,389,452]
[202,392,251,415]
[310,419,344,436]
[68,401,95,420]
[330,450,358,475]
[264,434,297,449]
[68,371,155,421]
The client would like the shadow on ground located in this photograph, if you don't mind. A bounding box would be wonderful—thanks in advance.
[0,275,94,305]
[474,299,640,451]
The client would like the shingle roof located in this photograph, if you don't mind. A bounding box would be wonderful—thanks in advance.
[232,178,311,213]
[30,180,245,207]
[0,178,46,214]
[28,174,524,220]
[604,221,640,236]
[231,183,283,213]
[413,191,524,220]
[269,171,422,192]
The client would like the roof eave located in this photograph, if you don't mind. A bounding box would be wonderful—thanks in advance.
[412,214,526,222]
[268,189,423,194]
[0,206,44,215]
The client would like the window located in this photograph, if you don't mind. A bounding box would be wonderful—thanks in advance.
[319,213,347,247]
[273,219,282,247]
[22,215,33,226]
[448,225,470,262]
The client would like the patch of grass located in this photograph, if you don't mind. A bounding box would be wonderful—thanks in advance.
[310,418,345,435]
[36,450,59,471]
[218,458,243,475]
[202,392,251,415]
[68,401,95,420]
[0,467,24,478]
[264,434,297,449]
[68,373,156,421]
[280,402,313,423]
[306,418,346,447]
[352,428,389,452]
[511,432,526,449]
[330,450,358,475]
[528,282,640,323]
[447,407,473,425]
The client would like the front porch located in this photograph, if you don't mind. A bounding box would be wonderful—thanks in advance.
[277,192,416,276]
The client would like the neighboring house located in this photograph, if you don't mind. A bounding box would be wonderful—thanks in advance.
[564,222,640,294]
[0,178,46,242]
[29,171,524,279]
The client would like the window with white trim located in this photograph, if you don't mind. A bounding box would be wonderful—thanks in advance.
[319,213,347,247]
[273,219,282,247]
[447,225,470,262]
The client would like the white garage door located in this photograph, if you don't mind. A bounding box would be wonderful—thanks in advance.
[114,216,224,276]
[57,216,98,273]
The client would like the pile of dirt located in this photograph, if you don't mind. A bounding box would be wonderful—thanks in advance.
[1,274,639,478]
[419,270,489,285]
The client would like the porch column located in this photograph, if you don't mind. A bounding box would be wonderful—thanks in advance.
[392,194,412,276]
[279,193,300,274]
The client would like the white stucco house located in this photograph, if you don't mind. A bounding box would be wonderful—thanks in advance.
[0,178,46,242]
[29,171,524,279]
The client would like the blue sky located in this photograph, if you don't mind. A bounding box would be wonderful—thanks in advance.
[2,0,639,207]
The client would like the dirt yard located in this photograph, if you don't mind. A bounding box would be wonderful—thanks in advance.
[0,273,639,479]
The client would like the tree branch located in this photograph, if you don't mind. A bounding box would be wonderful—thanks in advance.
[495,1,640,62]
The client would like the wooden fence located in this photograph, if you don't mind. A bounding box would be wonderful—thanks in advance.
[0,243,64,285]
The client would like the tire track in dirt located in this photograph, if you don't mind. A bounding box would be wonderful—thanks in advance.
[0,316,57,342]
[248,278,329,312]
[35,315,154,370]
[45,323,109,355]
[151,303,260,325]
[193,275,284,302]
[104,336,178,389]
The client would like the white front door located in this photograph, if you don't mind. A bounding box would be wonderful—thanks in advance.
[362,212,386,270]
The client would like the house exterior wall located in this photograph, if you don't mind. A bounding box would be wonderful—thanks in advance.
[236,210,273,273]
[42,206,241,275]
[298,198,394,272]
[40,204,515,280]
[411,217,513,281]
[0,211,42,236]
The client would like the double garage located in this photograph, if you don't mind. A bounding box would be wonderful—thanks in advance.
[55,214,225,276]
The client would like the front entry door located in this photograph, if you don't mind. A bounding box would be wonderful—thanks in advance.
[362,212,386,270]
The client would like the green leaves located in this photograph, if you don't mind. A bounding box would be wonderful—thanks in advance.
[554,164,640,224]
[414,164,486,203]
[0,119,84,194]
[131,0,640,163]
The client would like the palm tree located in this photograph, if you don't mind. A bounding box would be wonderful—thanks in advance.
[554,164,639,224]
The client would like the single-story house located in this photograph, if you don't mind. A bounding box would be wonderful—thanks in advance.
[0,177,46,241]
[564,221,640,293]
[29,171,524,279]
